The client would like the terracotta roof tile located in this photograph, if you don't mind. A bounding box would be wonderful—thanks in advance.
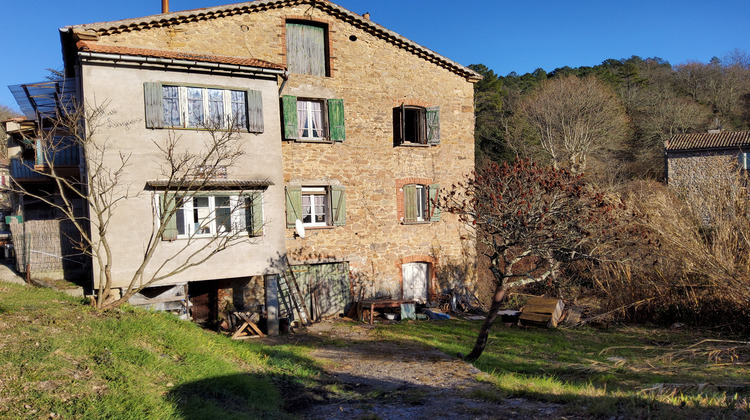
[666,131,750,151]
[77,41,285,70]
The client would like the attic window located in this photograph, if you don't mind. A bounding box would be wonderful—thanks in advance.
[286,22,329,77]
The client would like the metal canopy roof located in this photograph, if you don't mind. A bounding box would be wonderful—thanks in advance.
[8,78,78,121]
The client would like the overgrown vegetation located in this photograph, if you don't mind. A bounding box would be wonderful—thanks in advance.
[377,320,750,418]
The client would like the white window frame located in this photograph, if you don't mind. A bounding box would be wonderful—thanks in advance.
[164,86,247,129]
[414,185,427,222]
[297,99,326,140]
[173,194,261,238]
[301,186,328,227]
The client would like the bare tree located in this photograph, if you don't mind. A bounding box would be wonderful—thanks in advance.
[443,159,642,361]
[11,100,260,309]
[519,75,629,176]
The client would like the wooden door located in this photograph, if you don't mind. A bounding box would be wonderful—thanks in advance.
[402,262,429,302]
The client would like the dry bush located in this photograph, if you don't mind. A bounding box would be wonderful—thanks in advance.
[590,169,750,329]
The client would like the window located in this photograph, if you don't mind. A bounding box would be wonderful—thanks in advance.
[161,192,263,240]
[393,104,440,146]
[401,184,440,223]
[282,96,345,142]
[144,83,264,133]
[286,22,328,76]
[285,186,346,228]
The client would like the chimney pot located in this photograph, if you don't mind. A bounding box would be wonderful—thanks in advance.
[162,0,169,13]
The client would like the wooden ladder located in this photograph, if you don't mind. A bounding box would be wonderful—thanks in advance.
[279,256,311,326]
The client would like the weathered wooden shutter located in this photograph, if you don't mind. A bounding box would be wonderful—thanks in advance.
[282,95,298,140]
[285,186,301,228]
[331,185,346,226]
[247,192,264,236]
[327,99,345,142]
[393,104,405,145]
[403,184,417,223]
[35,138,44,166]
[286,23,326,76]
[428,184,441,222]
[160,194,178,241]
[144,82,164,129]
[246,90,264,133]
[426,107,440,145]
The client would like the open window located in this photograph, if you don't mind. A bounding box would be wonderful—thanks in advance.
[401,184,440,223]
[285,185,346,228]
[144,83,264,133]
[160,192,264,240]
[393,104,440,146]
[282,96,345,142]
[286,21,329,77]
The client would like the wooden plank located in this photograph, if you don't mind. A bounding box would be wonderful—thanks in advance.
[231,322,249,339]
[247,321,266,338]
[519,312,552,323]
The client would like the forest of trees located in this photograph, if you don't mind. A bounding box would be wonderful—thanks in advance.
[471,50,750,183]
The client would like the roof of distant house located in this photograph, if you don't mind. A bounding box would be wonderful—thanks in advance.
[61,0,482,82]
[666,131,750,151]
[76,41,285,70]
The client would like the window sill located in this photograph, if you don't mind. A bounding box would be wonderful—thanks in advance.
[303,225,335,230]
[396,143,431,148]
[401,221,433,225]
[289,139,334,144]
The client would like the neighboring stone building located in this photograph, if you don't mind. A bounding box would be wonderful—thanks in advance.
[665,131,750,191]
[9,0,479,327]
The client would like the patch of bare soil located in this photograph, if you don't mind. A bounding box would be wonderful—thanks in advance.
[273,320,568,419]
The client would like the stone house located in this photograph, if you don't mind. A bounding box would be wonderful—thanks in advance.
[8,0,479,328]
[665,131,750,190]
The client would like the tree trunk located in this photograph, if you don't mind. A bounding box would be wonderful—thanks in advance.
[463,285,506,362]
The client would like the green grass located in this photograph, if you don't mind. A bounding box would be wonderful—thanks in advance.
[0,282,320,419]
[374,319,750,418]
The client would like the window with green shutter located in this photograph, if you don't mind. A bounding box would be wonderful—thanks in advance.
[285,185,346,228]
[159,192,264,239]
[402,183,439,224]
[144,83,262,132]
[393,105,440,146]
[282,96,345,142]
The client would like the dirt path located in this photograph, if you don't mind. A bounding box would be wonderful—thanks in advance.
[280,320,567,419]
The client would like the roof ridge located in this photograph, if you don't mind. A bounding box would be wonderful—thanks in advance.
[62,0,482,81]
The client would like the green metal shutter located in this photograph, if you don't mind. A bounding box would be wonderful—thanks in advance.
[282,95,298,140]
[285,186,302,228]
[331,185,346,226]
[429,184,441,222]
[246,89,264,133]
[144,82,164,129]
[327,98,345,142]
[426,107,440,145]
[403,184,417,223]
[160,194,178,241]
[247,192,264,236]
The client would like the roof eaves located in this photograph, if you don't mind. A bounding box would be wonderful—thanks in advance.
[62,0,482,82]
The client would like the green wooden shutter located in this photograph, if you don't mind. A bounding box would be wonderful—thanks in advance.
[331,185,346,226]
[327,98,345,142]
[144,82,164,129]
[393,104,405,145]
[403,184,417,223]
[429,184,441,222]
[35,138,44,166]
[282,95,298,140]
[285,186,301,228]
[426,107,440,145]
[246,192,263,236]
[246,89,264,133]
[160,194,178,241]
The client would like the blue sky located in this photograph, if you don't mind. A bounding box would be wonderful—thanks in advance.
[2,0,749,112]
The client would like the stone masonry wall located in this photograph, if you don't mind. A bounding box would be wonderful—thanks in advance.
[93,2,477,300]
